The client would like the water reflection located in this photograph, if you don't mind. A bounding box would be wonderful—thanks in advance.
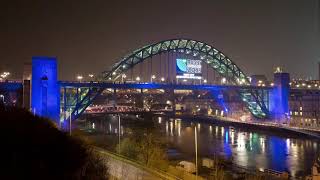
[83,116,320,177]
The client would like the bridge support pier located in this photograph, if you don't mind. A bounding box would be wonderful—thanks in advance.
[269,72,290,121]
[168,89,176,114]
[134,89,144,109]
[31,57,60,123]
[112,88,117,107]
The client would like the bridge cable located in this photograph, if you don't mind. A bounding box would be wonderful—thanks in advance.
[207,63,209,84]
[140,61,142,81]
[131,58,133,81]
[160,53,162,80]
[167,51,170,82]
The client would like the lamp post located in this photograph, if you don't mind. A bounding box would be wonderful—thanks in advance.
[203,79,207,84]
[221,77,226,84]
[69,108,72,136]
[151,75,156,83]
[194,126,198,178]
[121,74,126,83]
[77,75,83,82]
[118,115,121,154]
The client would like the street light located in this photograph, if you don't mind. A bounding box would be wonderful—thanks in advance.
[136,76,141,82]
[203,79,207,84]
[121,74,127,83]
[151,75,156,82]
[221,77,226,84]
[77,75,83,82]
[88,74,94,78]
[161,77,165,82]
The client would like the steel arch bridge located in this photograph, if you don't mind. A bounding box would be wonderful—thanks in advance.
[62,39,269,122]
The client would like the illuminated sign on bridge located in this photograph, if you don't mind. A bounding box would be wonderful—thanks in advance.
[176,59,202,79]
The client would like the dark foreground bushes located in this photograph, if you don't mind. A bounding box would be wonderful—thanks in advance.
[0,106,108,180]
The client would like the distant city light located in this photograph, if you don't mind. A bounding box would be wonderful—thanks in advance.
[151,75,156,79]
[203,79,207,83]
[136,76,140,81]
[88,74,94,78]
[161,77,165,82]
[0,72,10,79]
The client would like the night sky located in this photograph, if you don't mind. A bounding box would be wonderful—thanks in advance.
[1,0,319,80]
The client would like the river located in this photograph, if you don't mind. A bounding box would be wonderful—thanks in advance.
[80,114,320,177]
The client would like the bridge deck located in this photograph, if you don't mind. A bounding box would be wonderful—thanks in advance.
[58,81,272,90]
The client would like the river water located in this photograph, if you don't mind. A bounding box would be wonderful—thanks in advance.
[82,115,320,177]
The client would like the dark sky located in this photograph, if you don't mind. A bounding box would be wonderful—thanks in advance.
[1,0,319,80]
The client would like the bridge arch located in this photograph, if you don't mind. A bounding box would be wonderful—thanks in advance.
[100,39,269,118]
[102,39,248,85]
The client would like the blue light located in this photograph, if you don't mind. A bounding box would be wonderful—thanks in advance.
[31,57,60,123]
[223,130,232,158]
[269,73,290,120]
[225,130,229,143]
[210,90,229,114]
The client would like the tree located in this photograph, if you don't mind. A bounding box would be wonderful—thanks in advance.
[117,137,139,159]
[136,133,169,170]
[117,134,169,171]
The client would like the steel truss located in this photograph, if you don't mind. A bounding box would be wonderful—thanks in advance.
[62,39,270,122]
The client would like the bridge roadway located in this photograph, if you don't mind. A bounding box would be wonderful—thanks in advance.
[85,105,172,115]
[58,81,271,91]
[0,81,23,91]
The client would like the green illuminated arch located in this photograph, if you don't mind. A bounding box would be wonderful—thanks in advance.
[101,38,269,118]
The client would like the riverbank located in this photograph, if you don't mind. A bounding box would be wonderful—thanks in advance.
[172,114,320,139]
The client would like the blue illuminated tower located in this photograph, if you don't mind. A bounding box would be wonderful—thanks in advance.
[31,57,60,123]
[269,68,290,121]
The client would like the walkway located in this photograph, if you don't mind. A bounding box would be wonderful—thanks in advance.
[94,147,179,180]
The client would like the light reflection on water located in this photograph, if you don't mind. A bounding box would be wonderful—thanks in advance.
[84,116,320,177]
